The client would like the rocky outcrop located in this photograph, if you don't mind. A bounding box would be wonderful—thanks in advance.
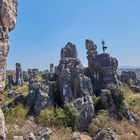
[75,95,94,131]
[36,127,52,140]
[0,0,17,91]
[120,71,140,92]
[94,128,119,140]
[55,42,95,130]
[23,71,29,82]
[7,74,14,88]
[56,42,93,105]
[85,39,119,95]
[121,71,137,84]
[24,132,36,140]
[16,63,23,86]
[26,69,55,115]
[13,136,23,140]
[0,109,6,140]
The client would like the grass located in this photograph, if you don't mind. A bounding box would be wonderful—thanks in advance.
[88,110,140,140]
[121,83,140,116]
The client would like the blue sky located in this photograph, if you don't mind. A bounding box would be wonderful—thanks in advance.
[8,0,140,70]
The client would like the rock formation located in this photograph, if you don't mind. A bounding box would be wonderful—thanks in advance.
[23,70,29,82]
[85,39,119,95]
[16,63,23,86]
[94,128,119,140]
[56,42,93,105]
[26,69,55,115]
[7,74,14,88]
[0,0,17,91]
[0,109,6,140]
[56,42,94,130]
[121,71,137,84]
[120,71,140,92]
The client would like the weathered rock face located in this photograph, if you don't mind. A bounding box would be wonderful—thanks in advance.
[94,128,119,140]
[56,42,95,130]
[75,95,95,131]
[121,71,137,84]
[23,70,29,82]
[26,69,55,115]
[120,71,140,92]
[0,0,17,91]
[7,74,14,88]
[85,39,119,94]
[56,42,93,105]
[16,63,23,86]
[0,109,6,140]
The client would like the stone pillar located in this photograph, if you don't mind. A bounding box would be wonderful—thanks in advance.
[50,63,54,72]
[0,0,17,91]
[16,63,23,86]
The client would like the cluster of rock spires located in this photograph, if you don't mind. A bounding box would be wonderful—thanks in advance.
[120,71,140,92]
[24,39,130,130]
[0,1,140,139]
[4,39,140,132]
[0,0,17,91]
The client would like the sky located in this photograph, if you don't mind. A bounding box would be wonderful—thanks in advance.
[8,0,140,70]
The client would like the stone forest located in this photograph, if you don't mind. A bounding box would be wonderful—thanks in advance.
[0,0,140,140]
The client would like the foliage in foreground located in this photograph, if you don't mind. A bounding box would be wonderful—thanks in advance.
[36,103,80,131]
[88,110,140,140]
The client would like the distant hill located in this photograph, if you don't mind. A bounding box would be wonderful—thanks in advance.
[119,66,140,69]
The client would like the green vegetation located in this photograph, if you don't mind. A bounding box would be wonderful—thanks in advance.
[88,110,140,139]
[2,83,140,140]
[36,103,80,131]
[121,83,140,116]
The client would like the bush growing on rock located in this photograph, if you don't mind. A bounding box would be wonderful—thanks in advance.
[36,103,80,131]
[36,108,66,127]
[64,103,80,131]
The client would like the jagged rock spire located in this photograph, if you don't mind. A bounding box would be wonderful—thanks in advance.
[0,0,17,91]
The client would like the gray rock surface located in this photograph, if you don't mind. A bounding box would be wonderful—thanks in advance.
[24,132,36,140]
[85,39,119,94]
[36,127,52,140]
[0,109,6,140]
[16,63,23,86]
[94,128,119,140]
[120,71,140,92]
[13,136,24,140]
[26,69,55,115]
[75,95,95,131]
[0,0,17,91]
[121,71,137,84]
[72,132,81,140]
[56,42,93,105]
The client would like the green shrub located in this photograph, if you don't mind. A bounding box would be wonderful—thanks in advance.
[92,96,108,112]
[36,108,54,127]
[36,103,80,131]
[4,104,28,125]
[64,103,80,131]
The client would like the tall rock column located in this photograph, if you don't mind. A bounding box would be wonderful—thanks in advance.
[16,63,23,85]
[0,0,17,91]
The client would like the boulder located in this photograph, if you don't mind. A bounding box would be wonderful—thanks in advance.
[0,109,6,140]
[94,128,119,140]
[13,136,24,140]
[72,132,81,140]
[24,132,36,140]
[36,127,52,140]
